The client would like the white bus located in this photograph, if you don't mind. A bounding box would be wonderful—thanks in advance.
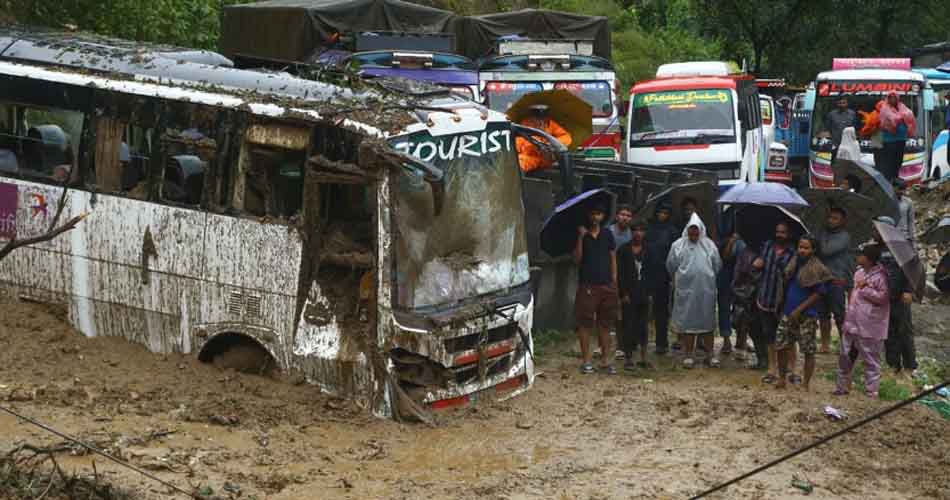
[625,61,773,192]
[805,58,936,187]
[0,32,534,419]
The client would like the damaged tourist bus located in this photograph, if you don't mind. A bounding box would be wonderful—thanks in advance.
[0,31,534,419]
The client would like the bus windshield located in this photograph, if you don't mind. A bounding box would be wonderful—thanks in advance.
[630,89,736,146]
[810,89,924,153]
[390,123,529,309]
[484,82,543,113]
[555,81,613,117]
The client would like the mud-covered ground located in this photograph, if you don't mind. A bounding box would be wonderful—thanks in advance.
[2,299,949,499]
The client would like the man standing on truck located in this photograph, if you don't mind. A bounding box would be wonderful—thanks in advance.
[574,204,619,374]
[516,104,573,173]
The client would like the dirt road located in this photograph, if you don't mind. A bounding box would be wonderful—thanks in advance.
[2,298,949,499]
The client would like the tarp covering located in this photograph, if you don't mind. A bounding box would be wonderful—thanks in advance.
[220,0,457,63]
[453,9,610,61]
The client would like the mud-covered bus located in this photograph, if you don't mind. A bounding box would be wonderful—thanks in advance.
[0,30,534,419]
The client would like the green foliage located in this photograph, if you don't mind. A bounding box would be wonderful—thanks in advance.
[532,328,574,358]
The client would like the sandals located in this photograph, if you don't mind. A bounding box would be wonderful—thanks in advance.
[580,363,595,374]
[707,357,721,368]
[682,358,695,369]
[602,364,617,375]
[789,374,803,385]
[761,374,778,384]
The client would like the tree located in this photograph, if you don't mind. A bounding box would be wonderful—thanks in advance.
[0,186,86,262]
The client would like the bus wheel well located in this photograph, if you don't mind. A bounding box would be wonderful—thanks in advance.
[198,332,278,376]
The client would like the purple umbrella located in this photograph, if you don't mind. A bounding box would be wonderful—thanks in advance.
[716,182,809,210]
[540,189,616,257]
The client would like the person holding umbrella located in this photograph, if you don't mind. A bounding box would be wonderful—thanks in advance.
[573,203,619,374]
[753,222,796,384]
[666,213,722,368]
[872,216,918,376]
[516,104,573,173]
[644,199,678,355]
[815,206,853,354]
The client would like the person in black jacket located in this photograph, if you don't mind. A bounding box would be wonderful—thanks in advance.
[644,199,678,354]
[871,216,917,374]
[618,221,651,370]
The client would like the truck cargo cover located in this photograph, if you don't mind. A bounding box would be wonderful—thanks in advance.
[454,9,610,61]
[220,0,456,63]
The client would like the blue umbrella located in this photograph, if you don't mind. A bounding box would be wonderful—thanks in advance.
[830,158,898,218]
[540,188,616,257]
[716,181,809,209]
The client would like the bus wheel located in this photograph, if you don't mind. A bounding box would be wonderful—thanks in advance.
[198,333,277,376]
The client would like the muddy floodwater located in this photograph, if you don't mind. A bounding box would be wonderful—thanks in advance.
[2,298,949,499]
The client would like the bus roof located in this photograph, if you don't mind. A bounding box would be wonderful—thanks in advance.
[0,27,486,136]
[630,76,738,94]
[816,68,925,82]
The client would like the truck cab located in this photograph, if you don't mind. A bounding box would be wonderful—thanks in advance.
[479,39,622,161]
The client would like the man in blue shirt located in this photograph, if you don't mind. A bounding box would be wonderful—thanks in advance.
[753,223,794,382]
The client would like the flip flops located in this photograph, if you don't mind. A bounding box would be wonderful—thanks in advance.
[761,374,778,384]
[580,363,594,374]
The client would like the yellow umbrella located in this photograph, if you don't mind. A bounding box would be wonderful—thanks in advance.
[505,89,593,151]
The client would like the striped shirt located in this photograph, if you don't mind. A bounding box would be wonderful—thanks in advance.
[756,240,793,312]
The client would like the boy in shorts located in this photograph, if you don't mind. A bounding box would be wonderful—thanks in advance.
[776,235,832,390]
[574,204,619,374]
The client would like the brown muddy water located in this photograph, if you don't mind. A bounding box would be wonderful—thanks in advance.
[1,298,949,499]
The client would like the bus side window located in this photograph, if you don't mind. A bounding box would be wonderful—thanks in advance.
[238,122,309,219]
[1,103,85,183]
[158,102,217,207]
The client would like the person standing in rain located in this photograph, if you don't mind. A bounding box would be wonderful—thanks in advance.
[774,235,832,391]
[644,200,677,355]
[893,179,916,243]
[836,244,890,397]
[667,213,722,368]
[873,217,918,376]
[732,235,761,365]
[573,204,619,374]
[823,97,858,161]
[753,222,796,384]
[609,205,634,248]
[717,211,745,354]
[878,91,917,181]
[815,207,853,354]
[618,221,651,371]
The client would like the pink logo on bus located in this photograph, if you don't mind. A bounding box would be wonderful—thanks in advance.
[831,58,911,71]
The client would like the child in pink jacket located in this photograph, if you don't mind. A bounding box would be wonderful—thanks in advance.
[836,244,890,397]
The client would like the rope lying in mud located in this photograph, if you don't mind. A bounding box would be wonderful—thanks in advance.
[0,404,198,498]
[688,380,950,499]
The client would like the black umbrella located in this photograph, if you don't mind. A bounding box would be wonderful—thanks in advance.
[873,220,926,298]
[922,216,950,245]
[735,204,808,253]
[831,158,899,218]
[633,181,718,239]
[540,188,616,257]
[800,188,880,250]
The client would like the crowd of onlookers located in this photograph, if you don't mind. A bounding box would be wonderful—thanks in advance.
[571,180,920,398]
